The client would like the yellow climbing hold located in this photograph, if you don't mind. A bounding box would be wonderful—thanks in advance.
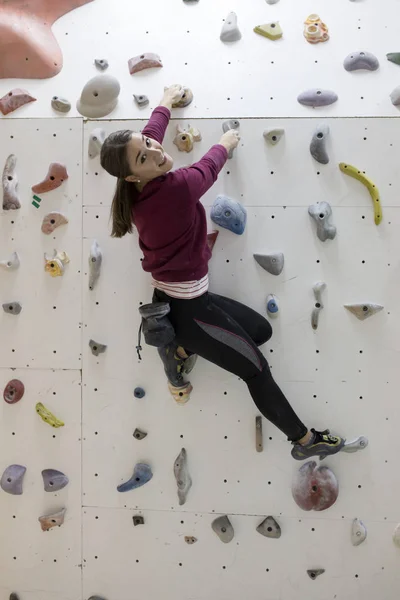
[35,402,65,428]
[254,22,283,41]
[339,163,382,225]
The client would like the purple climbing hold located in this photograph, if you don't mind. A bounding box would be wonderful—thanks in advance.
[42,469,69,492]
[297,89,338,108]
[117,463,153,492]
[1,464,26,495]
[211,195,247,235]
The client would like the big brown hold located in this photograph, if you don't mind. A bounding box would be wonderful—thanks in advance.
[3,379,25,404]
[128,53,163,74]
[0,89,36,115]
[292,460,338,511]
[32,163,68,194]
[0,0,94,79]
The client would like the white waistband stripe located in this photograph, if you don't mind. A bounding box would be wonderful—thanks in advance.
[152,274,209,299]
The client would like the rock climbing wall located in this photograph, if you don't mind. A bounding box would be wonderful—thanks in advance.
[2,0,400,599]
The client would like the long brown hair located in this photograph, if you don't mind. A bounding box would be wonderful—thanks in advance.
[100,130,138,238]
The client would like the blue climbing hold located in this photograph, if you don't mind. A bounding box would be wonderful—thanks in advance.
[134,387,145,399]
[211,195,247,235]
[117,463,153,492]
[266,294,279,318]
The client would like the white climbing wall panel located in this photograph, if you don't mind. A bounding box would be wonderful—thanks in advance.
[1,0,400,600]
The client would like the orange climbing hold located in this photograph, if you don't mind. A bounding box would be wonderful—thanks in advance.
[32,163,68,194]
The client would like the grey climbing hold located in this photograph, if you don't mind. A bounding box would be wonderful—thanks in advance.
[117,463,153,492]
[310,123,330,164]
[308,202,336,242]
[2,302,22,315]
[344,51,379,72]
[134,387,146,399]
[390,86,400,106]
[39,508,66,531]
[211,195,247,235]
[344,303,383,321]
[185,536,198,544]
[220,12,241,42]
[133,428,147,440]
[387,53,400,66]
[311,282,326,330]
[88,597,107,600]
[298,89,338,108]
[1,465,26,495]
[88,128,106,159]
[341,436,368,454]
[133,515,145,526]
[256,516,281,539]
[0,252,20,270]
[266,0,279,3]
[89,240,102,291]
[266,294,279,318]
[351,518,367,546]
[263,128,284,145]
[89,339,107,356]
[95,59,109,71]
[42,469,69,492]
[222,119,240,158]
[307,569,325,580]
[393,524,400,548]
[255,416,263,452]
[2,154,20,210]
[76,74,120,118]
[174,448,192,506]
[10,594,20,600]
[254,253,284,276]
[51,96,71,113]
[212,515,234,543]
[133,94,149,107]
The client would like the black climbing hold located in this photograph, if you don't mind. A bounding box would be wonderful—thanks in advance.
[134,387,145,399]
[133,515,145,526]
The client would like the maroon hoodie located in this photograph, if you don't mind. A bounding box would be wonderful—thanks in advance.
[133,106,228,282]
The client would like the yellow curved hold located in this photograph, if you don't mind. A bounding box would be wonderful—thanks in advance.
[35,402,65,428]
[339,163,382,225]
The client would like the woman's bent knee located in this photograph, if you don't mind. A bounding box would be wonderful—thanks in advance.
[254,319,273,346]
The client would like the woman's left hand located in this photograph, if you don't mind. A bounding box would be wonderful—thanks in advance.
[161,84,184,108]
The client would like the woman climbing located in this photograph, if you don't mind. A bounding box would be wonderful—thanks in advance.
[100,84,345,461]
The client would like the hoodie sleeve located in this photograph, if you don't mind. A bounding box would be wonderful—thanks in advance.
[141,106,171,144]
[174,145,228,202]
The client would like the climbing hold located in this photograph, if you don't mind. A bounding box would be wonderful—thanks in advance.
[292,460,338,511]
[42,469,69,492]
[308,202,336,242]
[311,281,326,330]
[0,89,36,115]
[254,253,284,276]
[255,416,263,452]
[0,252,20,270]
[41,212,69,235]
[9,594,20,600]
[133,428,147,441]
[263,129,284,145]
[77,74,120,118]
[51,96,71,113]
[172,87,193,108]
[256,516,281,539]
[44,250,70,277]
[185,536,198,544]
[89,339,107,356]
[344,303,383,321]
[88,128,106,159]
[390,85,400,106]
[88,240,103,291]
[298,89,338,108]
[307,569,325,580]
[128,53,163,74]
[174,448,192,505]
[351,518,367,546]
[3,380,25,404]
[2,154,20,210]
[173,125,201,152]
[117,463,153,492]
[341,436,368,453]
[303,14,329,44]
[133,94,149,107]
[266,294,279,318]
[254,22,283,40]
[344,51,379,72]
[134,387,145,399]
[212,515,234,543]
[220,12,241,42]
[387,53,400,66]
[88,597,107,600]
[32,163,68,194]
[133,515,144,526]
[168,381,193,405]
[0,465,26,495]
[39,507,66,531]
[36,403,64,428]
[222,119,240,159]
[339,163,382,225]
[393,524,400,548]
[2,302,22,315]
[266,0,279,3]
[95,59,109,71]
[310,123,330,165]
[206,231,219,253]
[211,195,246,235]
[32,195,42,208]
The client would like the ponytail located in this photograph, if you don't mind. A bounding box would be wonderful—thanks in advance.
[110,178,136,238]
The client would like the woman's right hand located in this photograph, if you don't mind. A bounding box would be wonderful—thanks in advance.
[219,130,240,152]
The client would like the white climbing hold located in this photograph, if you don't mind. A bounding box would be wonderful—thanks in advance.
[76,74,120,118]
[2,154,20,210]
[88,240,103,291]
[263,129,284,145]
[220,12,241,42]
[390,86,400,106]
[311,282,326,330]
[393,524,400,548]
[341,436,368,454]
[344,303,384,321]
[88,128,106,159]
[0,252,20,270]
[308,202,336,242]
[174,448,192,506]
[351,518,367,546]
[254,253,284,276]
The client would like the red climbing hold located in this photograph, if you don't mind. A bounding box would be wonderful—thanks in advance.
[292,460,338,511]
[3,380,25,404]
[32,163,68,193]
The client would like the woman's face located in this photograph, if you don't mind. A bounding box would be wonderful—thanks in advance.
[125,133,173,183]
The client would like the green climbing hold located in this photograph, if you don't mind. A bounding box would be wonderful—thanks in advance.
[254,22,283,40]
[387,53,400,66]
[32,195,42,208]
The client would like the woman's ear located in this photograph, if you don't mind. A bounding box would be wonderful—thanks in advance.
[125,175,140,183]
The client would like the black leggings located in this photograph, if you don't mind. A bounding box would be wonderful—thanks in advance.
[153,289,308,442]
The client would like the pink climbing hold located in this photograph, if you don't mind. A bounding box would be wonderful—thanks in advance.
[3,380,25,404]
[32,163,68,193]
[128,53,163,74]
[292,460,338,511]
[0,89,36,115]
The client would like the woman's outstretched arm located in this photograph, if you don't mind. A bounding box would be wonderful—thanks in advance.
[142,85,184,144]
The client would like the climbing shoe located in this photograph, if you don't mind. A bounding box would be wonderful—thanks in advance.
[291,428,345,461]
[168,381,193,405]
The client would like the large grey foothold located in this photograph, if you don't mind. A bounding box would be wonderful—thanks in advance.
[310,123,330,164]
[351,518,367,546]
[311,281,326,330]
[212,515,234,543]
[39,508,66,531]
[344,303,384,321]
[77,75,120,118]
[95,59,109,71]
[307,569,325,580]
[89,339,107,356]
[51,96,71,113]
[0,252,20,270]
[263,128,284,145]
[174,448,192,506]
[1,465,26,495]
[89,240,103,291]
[42,469,69,492]
[256,516,281,539]
[2,154,20,210]
[88,128,106,159]
[220,12,242,42]
[308,202,336,241]
[298,89,338,108]
[2,302,22,315]
[344,51,379,72]
[254,253,284,276]
[222,119,240,158]
[390,86,400,106]
[341,436,368,453]
[133,94,149,107]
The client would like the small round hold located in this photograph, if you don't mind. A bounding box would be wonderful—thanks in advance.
[134,387,145,398]
[266,294,279,318]
[3,379,25,404]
